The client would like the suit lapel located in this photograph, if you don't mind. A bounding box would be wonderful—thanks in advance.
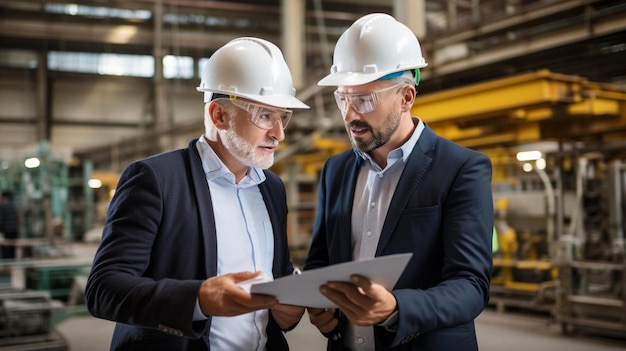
[258,177,284,277]
[187,140,218,278]
[375,125,436,255]
[335,153,361,263]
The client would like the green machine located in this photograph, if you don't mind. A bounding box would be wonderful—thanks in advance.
[0,141,95,252]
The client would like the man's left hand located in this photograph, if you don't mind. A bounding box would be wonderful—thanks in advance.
[319,274,397,326]
[270,303,305,330]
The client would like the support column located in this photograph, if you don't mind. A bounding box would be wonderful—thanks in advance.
[35,52,50,143]
[280,0,306,89]
[448,0,458,31]
[393,0,426,38]
[153,0,171,151]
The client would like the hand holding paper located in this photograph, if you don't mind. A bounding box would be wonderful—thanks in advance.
[249,253,413,308]
[320,274,398,325]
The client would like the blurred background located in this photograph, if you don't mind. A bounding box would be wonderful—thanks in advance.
[1,0,626,349]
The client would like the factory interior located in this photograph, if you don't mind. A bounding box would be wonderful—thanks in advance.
[1,0,626,349]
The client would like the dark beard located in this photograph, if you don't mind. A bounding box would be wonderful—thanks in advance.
[348,109,401,152]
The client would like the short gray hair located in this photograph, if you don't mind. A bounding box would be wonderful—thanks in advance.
[203,100,234,141]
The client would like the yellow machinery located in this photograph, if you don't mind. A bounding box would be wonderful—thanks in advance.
[411,69,626,150]
[491,196,557,312]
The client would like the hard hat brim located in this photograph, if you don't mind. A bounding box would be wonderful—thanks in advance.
[317,64,427,87]
[247,93,310,110]
[317,71,386,87]
[197,87,309,109]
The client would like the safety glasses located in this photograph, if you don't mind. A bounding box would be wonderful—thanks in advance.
[228,96,293,130]
[333,83,403,115]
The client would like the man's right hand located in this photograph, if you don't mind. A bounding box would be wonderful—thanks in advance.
[307,307,338,333]
[198,271,278,316]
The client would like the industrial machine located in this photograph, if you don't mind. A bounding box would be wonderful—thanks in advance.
[0,142,95,349]
[490,192,557,313]
[0,142,95,256]
[554,153,626,336]
[489,147,626,338]
[0,288,68,350]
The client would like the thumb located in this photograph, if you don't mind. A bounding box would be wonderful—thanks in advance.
[351,274,373,292]
[232,270,263,283]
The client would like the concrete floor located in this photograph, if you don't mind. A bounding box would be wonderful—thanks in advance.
[54,308,626,351]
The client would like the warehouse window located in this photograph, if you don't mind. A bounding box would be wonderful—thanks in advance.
[44,3,151,20]
[48,52,196,79]
[164,55,194,79]
[198,58,209,77]
[48,52,154,77]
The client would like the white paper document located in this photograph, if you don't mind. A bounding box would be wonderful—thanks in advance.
[249,253,413,308]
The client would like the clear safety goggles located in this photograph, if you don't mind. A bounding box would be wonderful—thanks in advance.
[227,96,293,130]
[333,83,403,115]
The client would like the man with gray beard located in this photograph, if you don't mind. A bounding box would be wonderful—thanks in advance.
[85,37,309,351]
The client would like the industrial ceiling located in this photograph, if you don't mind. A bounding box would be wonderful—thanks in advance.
[1,0,625,169]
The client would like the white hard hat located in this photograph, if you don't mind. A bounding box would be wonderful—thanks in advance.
[318,13,428,87]
[197,37,309,109]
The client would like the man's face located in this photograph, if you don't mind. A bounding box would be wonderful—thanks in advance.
[335,81,403,152]
[219,100,285,169]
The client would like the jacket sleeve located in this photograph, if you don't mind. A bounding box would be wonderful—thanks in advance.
[388,152,493,348]
[84,160,208,338]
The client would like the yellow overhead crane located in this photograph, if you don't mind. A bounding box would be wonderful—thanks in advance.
[280,69,626,184]
[412,69,626,150]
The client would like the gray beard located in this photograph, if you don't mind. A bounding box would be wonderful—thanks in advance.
[220,126,274,169]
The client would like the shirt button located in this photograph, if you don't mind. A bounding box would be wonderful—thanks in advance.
[356,337,364,344]
[366,231,372,237]
[370,202,376,207]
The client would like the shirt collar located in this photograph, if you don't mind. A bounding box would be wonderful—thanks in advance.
[195,135,266,186]
[355,117,425,166]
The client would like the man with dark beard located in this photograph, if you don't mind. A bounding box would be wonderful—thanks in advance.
[85,37,309,350]
[304,14,494,351]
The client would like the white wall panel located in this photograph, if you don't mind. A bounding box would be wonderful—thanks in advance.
[53,79,151,124]
[50,125,142,152]
[0,78,36,119]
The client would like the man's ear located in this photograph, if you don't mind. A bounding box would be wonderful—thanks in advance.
[401,86,416,112]
[208,101,228,130]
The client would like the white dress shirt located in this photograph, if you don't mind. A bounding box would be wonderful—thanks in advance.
[196,135,275,351]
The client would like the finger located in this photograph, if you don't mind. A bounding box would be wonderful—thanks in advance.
[308,308,334,321]
[308,310,338,333]
[271,305,305,329]
[226,295,277,316]
[323,282,372,309]
[272,303,303,314]
[307,307,328,317]
[350,274,373,292]
[231,270,263,283]
[240,293,278,309]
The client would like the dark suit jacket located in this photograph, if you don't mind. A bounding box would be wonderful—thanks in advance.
[85,139,295,350]
[305,124,493,351]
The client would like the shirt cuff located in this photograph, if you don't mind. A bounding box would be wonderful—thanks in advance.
[193,298,208,321]
[377,310,399,332]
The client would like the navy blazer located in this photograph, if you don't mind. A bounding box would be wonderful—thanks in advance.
[85,139,295,351]
[305,124,493,351]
